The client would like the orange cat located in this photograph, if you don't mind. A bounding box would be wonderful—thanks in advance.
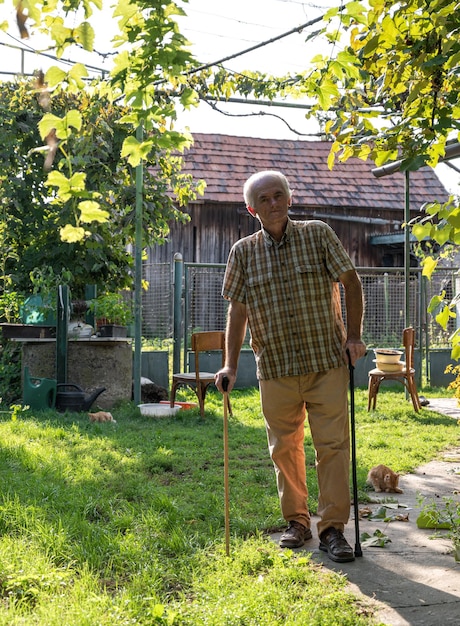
[367,464,403,493]
[88,411,116,423]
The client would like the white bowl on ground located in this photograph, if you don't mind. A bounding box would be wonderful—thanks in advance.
[137,403,181,417]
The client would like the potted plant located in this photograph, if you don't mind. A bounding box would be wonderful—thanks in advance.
[88,292,133,338]
[417,495,460,561]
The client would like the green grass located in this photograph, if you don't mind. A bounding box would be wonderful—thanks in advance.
[0,385,458,625]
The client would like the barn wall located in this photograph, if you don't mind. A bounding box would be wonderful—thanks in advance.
[148,201,409,268]
[150,202,259,264]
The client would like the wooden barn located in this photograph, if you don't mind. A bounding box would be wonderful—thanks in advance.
[149,134,449,268]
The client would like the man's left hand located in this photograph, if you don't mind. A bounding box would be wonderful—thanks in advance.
[344,339,367,366]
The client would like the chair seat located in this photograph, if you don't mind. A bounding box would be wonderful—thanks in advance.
[172,372,216,381]
[368,366,414,377]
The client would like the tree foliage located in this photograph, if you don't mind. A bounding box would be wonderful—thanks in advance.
[0,0,205,297]
[307,0,460,170]
[0,79,203,297]
[186,0,459,172]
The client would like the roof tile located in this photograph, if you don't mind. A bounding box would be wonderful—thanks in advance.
[181,134,449,211]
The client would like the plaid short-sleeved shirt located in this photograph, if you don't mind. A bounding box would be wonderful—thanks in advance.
[222,218,355,380]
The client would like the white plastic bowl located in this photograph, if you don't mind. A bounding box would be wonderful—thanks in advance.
[373,349,403,364]
[373,360,404,372]
[137,403,181,417]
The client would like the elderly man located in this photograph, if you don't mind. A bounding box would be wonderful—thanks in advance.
[215,170,366,563]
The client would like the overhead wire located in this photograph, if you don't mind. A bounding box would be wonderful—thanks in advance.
[178,12,331,77]
[1,2,340,79]
[0,40,110,74]
[0,2,344,134]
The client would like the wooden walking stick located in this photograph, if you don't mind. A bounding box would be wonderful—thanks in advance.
[222,375,230,556]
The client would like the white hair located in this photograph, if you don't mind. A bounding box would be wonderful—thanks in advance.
[243,170,292,207]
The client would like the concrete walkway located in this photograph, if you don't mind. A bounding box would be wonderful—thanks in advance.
[271,398,460,625]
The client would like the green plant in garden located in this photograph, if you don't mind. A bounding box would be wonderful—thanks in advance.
[88,292,133,326]
[444,363,460,405]
[0,291,24,324]
[0,0,206,297]
[26,266,74,321]
[1,1,204,245]
[0,79,204,298]
[0,340,21,404]
[418,494,460,559]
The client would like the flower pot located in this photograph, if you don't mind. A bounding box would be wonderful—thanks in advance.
[0,323,55,339]
[98,324,127,338]
[429,349,457,387]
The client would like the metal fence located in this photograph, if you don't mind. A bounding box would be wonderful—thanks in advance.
[141,262,173,340]
[141,261,460,353]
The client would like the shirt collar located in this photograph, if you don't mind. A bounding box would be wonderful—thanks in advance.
[262,217,292,247]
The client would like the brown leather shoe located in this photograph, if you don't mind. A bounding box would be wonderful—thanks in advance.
[279,521,312,548]
[319,527,355,562]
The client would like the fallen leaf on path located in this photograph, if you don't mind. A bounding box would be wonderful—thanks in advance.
[360,529,391,548]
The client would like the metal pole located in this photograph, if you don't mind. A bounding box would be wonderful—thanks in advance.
[183,265,189,372]
[404,171,411,328]
[416,271,423,387]
[384,272,389,338]
[55,285,69,384]
[133,124,143,405]
[173,253,183,377]
[423,275,429,383]
[85,284,96,329]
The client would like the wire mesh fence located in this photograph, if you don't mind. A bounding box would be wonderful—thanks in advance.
[357,270,419,348]
[184,264,228,347]
[140,261,460,352]
[142,262,173,341]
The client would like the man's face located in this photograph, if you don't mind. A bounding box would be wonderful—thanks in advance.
[248,176,291,233]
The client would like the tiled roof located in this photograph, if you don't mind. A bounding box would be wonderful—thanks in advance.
[181,134,449,210]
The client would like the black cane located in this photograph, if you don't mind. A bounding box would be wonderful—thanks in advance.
[346,349,363,557]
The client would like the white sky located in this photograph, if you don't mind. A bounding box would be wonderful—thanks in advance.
[0,0,459,192]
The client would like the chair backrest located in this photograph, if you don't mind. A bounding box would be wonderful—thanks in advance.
[191,331,226,374]
[403,327,416,369]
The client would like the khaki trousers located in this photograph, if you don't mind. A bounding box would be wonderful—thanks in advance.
[259,365,350,537]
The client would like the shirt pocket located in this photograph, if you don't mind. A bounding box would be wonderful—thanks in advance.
[247,273,273,308]
[294,263,327,294]
[248,272,273,287]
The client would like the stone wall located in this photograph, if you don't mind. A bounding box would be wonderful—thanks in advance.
[22,339,133,409]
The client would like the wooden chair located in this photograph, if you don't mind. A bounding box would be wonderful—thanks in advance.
[170,331,232,417]
[368,327,421,412]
